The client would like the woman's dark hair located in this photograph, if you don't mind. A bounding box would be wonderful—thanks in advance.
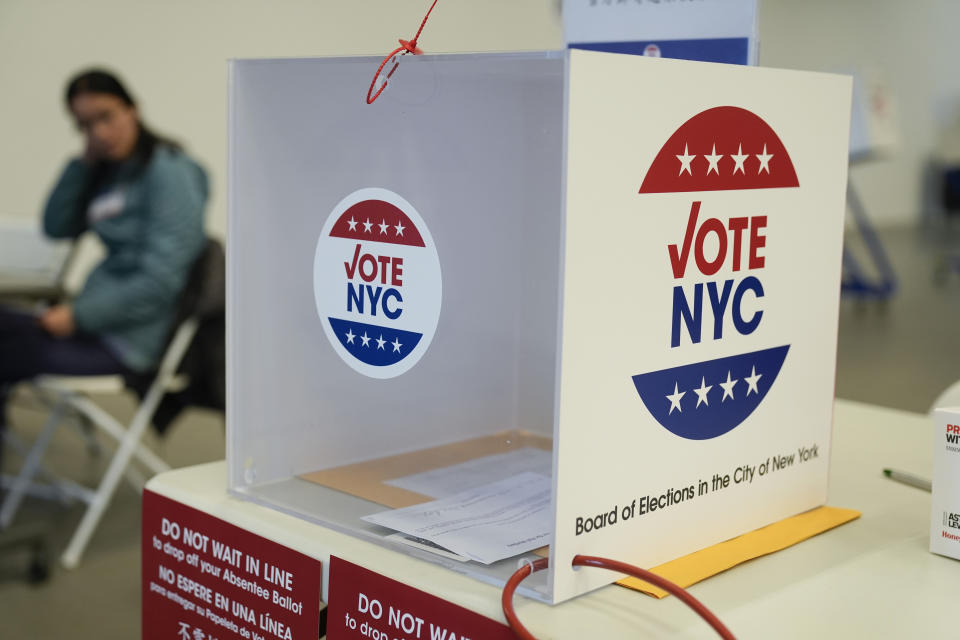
[66,69,135,108]
[65,69,181,217]
[65,68,181,167]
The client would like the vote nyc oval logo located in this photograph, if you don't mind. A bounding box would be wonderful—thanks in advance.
[314,188,442,379]
[633,106,796,440]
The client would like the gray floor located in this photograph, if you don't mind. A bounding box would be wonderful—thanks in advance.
[836,224,960,412]
[0,224,958,639]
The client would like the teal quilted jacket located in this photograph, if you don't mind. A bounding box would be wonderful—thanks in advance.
[43,146,207,371]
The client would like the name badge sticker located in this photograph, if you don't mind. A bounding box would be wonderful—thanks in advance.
[87,189,126,223]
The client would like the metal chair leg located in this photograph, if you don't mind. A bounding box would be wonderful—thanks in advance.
[0,402,67,528]
[60,380,170,569]
[67,396,170,476]
[3,429,92,505]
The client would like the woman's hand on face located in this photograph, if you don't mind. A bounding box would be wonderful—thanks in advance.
[39,304,76,338]
[82,138,101,165]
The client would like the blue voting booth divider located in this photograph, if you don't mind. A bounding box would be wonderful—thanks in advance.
[841,180,898,299]
[841,73,899,302]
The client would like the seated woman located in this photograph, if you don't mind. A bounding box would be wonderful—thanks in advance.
[0,69,208,427]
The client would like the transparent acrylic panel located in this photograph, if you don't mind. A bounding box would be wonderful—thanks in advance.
[227,52,565,601]
[229,52,564,485]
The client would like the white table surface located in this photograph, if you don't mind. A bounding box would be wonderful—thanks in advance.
[146,399,957,638]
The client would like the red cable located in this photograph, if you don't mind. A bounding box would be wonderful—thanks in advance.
[501,557,548,640]
[501,555,736,640]
[366,0,439,104]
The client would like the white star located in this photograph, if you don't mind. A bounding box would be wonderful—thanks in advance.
[666,382,685,415]
[676,143,695,176]
[375,334,386,350]
[744,366,762,396]
[756,144,773,174]
[347,216,358,231]
[731,143,748,175]
[360,332,371,347]
[394,221,405,237]
[362,218,373,233]
[720,371,738,402]
[345,328,356,344]
[704,144,722,175]
[378,219,390,235]
[693,376,712,408]
[391,337,403,353]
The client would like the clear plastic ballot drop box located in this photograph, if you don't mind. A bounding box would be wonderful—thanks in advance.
[227,50,852,603]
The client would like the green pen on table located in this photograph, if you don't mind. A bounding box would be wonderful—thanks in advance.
[882,468,932,492]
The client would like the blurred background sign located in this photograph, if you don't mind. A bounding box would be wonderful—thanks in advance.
[0,218,73,301]
[563,0,758,65]
[849,70,899,161]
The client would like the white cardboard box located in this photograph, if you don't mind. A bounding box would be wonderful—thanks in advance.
[931,408,960,560]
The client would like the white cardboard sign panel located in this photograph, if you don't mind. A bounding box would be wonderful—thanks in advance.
[550,51,851,602]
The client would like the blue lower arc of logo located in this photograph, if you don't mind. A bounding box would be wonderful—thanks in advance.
[328,318,423,367]
[632,345,790,440]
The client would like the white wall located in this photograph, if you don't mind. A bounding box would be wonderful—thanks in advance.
[0,0,564,241]
[758,0,960,226]
[1,0,957,234]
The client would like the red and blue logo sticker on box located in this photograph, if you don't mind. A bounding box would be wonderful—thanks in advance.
[632,106,796,440]
[314,188,442,379]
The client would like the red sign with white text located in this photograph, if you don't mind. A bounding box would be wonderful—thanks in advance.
[326,557,514,640]
[142,491,322,640]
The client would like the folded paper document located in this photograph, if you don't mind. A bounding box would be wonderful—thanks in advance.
[362,472,552,565]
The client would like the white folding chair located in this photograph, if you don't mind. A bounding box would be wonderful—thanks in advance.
[0,315,199,568]
[0,237,222,568]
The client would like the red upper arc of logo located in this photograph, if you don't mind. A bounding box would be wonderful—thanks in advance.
[639,106,799,194]
[329,200,425,247]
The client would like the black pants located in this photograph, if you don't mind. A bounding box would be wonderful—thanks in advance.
[0,306,129,427]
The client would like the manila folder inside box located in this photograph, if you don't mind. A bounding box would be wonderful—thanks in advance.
[299,431,553,509]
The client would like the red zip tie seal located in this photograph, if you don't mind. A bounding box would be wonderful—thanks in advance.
[366,0,439,104]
